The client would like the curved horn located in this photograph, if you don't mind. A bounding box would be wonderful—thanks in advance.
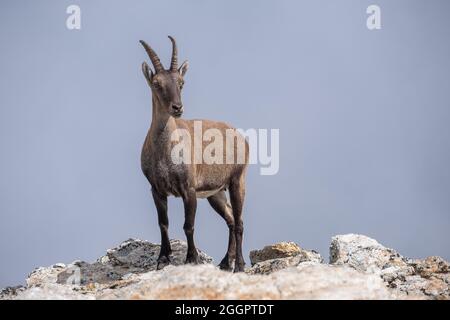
[168,36,178,71]
[139,40,164,73]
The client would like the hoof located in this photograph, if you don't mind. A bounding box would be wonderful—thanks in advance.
[233,262,245,273]
[218,262,233,271]
[218,255,234,271]
[157,255,172,270]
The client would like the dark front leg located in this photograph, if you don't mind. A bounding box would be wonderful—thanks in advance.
[152,188,171,269]
[183,188,199,264]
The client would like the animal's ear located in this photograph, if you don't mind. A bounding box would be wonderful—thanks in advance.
[178,60,189,77]
[141,61,154,86]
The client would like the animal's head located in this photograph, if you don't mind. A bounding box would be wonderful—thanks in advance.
[140,36,189,118]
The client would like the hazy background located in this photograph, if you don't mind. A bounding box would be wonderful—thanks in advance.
[1,0,449,287]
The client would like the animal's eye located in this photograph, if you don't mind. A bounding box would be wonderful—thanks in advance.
[152,81,161,88]
[179,81,184,88]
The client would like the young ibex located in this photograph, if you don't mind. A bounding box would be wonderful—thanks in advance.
[139,36,249,272]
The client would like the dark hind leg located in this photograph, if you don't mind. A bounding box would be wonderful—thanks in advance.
[152,188,172,270]
[207,191,236,271]
[182,188,199,264]
[229,175,246,272]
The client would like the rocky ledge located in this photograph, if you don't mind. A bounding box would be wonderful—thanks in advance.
[1,234,448,300]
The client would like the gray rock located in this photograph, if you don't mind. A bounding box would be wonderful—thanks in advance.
[103,238,212,270]
[330,234,408,272]
[0,286,25,300]
[330,234,450,299]
[29,239,213,288]
[247,254,323,275]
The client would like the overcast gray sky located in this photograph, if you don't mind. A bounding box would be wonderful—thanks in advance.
[1,0,450,287]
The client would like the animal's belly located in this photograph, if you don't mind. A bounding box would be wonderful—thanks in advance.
[196,188,223,199]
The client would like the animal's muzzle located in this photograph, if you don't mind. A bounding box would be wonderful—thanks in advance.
[171,103,183,117]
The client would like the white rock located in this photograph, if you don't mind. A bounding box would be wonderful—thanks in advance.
[97,264,401,300]
[330,234,449,299]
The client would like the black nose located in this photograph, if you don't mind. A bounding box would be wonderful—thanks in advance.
[172,104,183,112]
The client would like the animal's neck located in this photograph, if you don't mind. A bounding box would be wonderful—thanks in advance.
[149,96,177,148]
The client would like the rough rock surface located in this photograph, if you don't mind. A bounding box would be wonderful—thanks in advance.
[96,263,400,300]
[249,242,322,266]
[25,239,212,287]
[1,234,448,300]
[3,238,211,294]
[247,242,323,275]
[330,234,450,300]
[2,263,400,300]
